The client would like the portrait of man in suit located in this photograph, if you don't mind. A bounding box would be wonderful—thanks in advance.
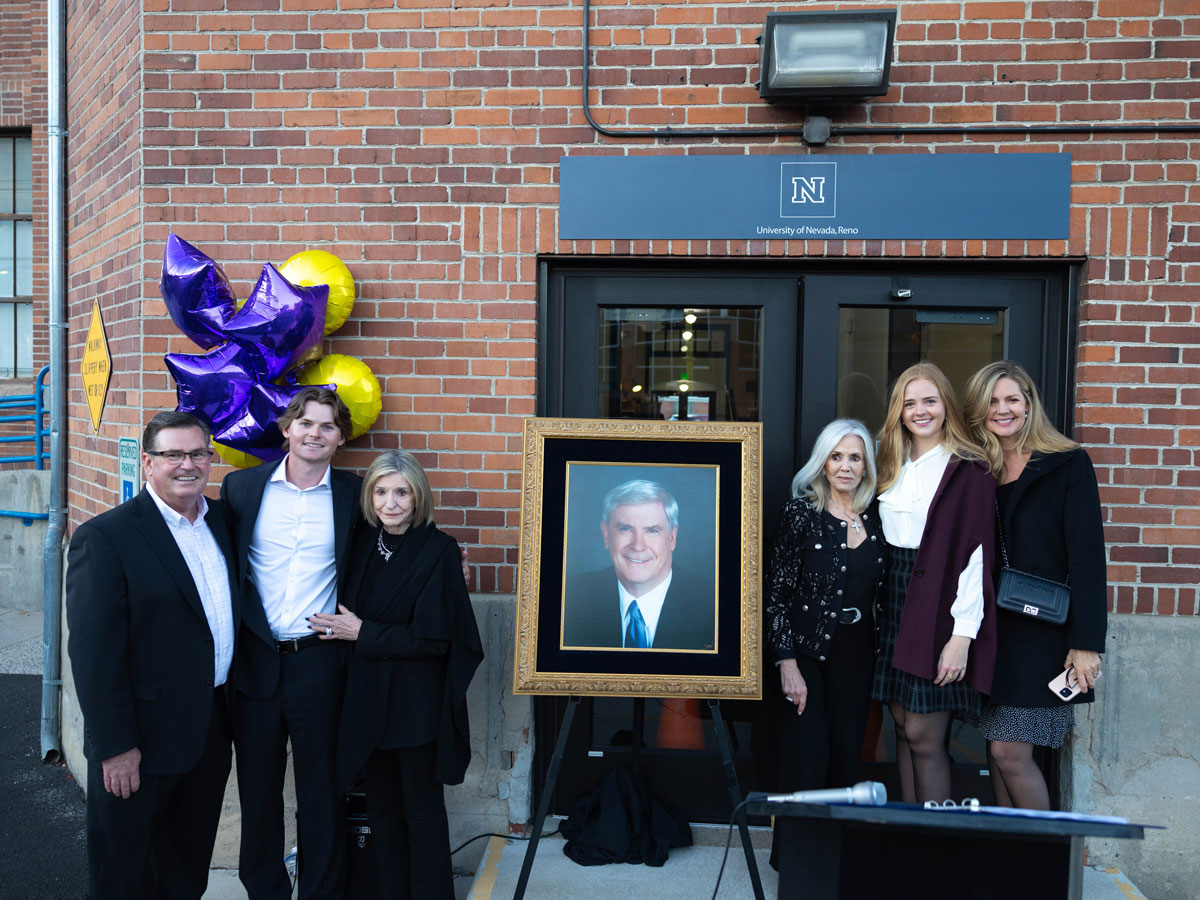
[66,411,238,900]
[561,478,716,651]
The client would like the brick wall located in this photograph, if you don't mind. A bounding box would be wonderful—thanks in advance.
[0,1,48,456]
[65,0,145,518]
[64,1,1199,605]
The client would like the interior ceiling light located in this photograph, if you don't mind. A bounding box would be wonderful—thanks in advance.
[758,10,897,102]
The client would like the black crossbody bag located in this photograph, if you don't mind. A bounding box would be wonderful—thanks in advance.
[995,501,1070,625]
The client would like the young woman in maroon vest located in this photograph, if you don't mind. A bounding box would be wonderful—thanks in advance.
[871,362,998,803]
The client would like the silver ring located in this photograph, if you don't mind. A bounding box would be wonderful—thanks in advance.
[785,695,793,702]
[326,626,333,636]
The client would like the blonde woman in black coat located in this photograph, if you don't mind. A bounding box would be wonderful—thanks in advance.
[310,450,483,899]
[964,361,1106,810]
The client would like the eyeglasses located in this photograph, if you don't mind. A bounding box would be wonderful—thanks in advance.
[146,449,214,464]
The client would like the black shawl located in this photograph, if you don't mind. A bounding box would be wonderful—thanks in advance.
[337,520,483,789]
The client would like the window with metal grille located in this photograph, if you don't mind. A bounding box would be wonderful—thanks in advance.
[0,134,33,379]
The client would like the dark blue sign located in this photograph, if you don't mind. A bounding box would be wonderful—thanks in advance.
[560,152,1070,240]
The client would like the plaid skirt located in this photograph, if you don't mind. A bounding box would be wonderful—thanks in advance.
[871,545,982,717]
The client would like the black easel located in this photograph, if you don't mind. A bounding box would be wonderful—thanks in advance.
[512,696,765,900]
[707,698,765,900]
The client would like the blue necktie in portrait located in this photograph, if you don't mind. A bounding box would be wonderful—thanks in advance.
[625,600,649,649]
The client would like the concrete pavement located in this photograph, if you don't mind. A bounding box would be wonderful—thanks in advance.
[6,607,1154,900]
[460,832,1151,900]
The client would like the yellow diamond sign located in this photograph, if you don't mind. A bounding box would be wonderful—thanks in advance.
[81,300,112,433]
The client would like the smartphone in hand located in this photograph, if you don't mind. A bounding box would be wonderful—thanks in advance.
[1048,665,1082,702]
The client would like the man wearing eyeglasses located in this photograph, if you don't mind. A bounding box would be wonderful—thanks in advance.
[66,411,238,900]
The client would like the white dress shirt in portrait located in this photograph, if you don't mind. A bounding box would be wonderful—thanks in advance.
[146,484,235,686]
[248,460,338,640]
[619,570,673,648]
[878,444,984,639]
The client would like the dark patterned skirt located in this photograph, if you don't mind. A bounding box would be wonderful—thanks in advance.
[973,703,1074,748]
[871,545,982,717]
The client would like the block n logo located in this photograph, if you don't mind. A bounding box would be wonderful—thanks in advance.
[792,175,826,204]
[780,162,837,219]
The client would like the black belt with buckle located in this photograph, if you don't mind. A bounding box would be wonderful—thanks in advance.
[837,607,863,625]
[276,634,322,653]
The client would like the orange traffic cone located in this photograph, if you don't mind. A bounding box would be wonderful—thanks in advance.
[655,697,705,749]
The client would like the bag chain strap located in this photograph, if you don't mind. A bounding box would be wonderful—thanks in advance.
[994,497,1068,587]
[994,499,1010,568]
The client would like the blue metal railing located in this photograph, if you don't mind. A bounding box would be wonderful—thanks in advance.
[0,509,48,526]
[0,365,50,469]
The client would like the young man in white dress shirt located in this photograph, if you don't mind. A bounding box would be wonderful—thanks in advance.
[220,387,360,900]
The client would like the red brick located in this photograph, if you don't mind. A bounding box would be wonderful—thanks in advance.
[32,0,1200,610]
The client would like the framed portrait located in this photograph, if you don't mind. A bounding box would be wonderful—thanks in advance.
[513,417,762,698]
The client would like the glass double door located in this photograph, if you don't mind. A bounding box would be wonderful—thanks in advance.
[538,262,1075,820]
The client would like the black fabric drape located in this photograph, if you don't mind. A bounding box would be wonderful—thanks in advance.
[560,764,692,867]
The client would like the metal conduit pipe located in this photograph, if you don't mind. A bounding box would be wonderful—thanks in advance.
[580,0,1200,144]
[41,0,67,763]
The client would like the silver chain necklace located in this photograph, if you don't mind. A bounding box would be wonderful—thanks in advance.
[377,527,398,561]
[830,500,863,533]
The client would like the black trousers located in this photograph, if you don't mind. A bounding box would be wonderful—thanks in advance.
[776,616,876,793]
[363,742,453,900]
[234,642,346,900]
[85,687,231,900]
[770,618,875,869]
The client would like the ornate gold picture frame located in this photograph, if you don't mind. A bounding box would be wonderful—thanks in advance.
[513,417,762,698]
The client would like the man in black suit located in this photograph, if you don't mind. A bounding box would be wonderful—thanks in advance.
[219,386,358,900]
[561,479,716,651]
[66,411,238,900]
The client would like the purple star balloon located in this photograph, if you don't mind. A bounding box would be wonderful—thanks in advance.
[159,234,239,349]
[161,238,342,464]
[212,382,332,462]
[165,342,257,431]
[222,264,328,383]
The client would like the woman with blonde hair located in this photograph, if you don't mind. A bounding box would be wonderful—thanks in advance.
[871,362,997,803]
[310,450,483,899]
[964,361,1106,809]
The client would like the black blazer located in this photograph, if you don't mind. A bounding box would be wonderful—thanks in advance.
[337,521,483,789]
[989,448,1108,707]
[65,489,239,775]
[765,497,886,664]
[218,458,362,698]
[561,566,716,651]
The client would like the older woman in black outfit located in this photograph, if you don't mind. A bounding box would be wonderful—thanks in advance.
[310,450,483,899]
[964,361,1106,810]
[766,418,886,799]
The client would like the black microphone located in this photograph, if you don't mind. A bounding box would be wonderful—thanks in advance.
[763,781,887,806]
